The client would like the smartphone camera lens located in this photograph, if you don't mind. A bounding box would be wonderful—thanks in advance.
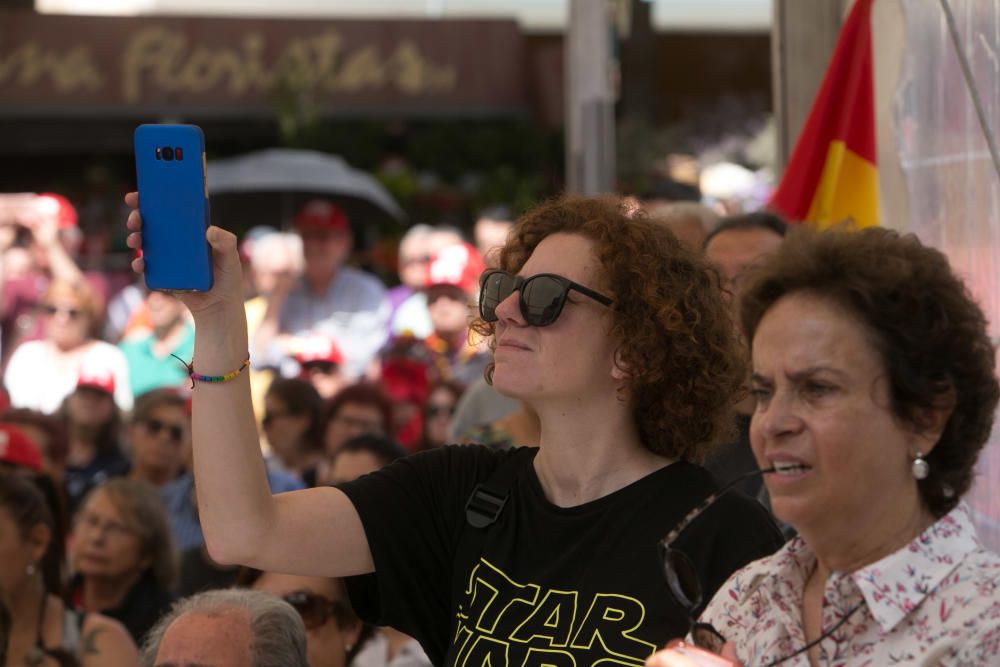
[162,146,174,161]
[174,147,184,161]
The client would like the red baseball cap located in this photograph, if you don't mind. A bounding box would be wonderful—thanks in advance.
[292,336,345,367]
[425,243,485,294]
[37,193,78,230]
[77,370,115,396]
[293,200,349,233]
[0,423,43,471]
[381,358,430,405]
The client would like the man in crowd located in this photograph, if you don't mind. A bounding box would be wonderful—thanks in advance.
[419,242,489,386]
[141,589,308,667]
[389,224,465,339]
[646,201,719,252]
[701,211,787,497]
[253,199,389,378]
[125,389,190,489]
[119,290,194,396]
[472,205,514,268]
[292,335,349,401]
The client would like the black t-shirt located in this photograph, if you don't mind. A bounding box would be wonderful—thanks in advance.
[340,445,783,666]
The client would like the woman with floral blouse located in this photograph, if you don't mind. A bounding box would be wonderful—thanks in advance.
[649,228,1000,667]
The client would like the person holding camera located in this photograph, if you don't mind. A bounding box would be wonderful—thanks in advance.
[125,193,783,665]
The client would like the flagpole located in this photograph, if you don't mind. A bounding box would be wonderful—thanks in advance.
[939,0,1000,185]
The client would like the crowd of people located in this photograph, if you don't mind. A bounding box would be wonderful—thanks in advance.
[0,182,997,667]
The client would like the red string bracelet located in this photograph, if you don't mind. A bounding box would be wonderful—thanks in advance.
[171,353,250,389]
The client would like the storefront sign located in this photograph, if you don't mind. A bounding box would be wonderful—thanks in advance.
[0,12,527,115]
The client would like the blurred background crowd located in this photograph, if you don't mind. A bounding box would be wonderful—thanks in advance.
[0,178,777,665]
[2,1,1000,665]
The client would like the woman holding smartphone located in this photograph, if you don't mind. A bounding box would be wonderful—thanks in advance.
[125,193,782,665]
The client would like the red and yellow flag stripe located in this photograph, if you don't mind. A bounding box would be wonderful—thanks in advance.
[770,0,878,229]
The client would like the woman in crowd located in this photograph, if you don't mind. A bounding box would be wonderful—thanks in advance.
[125,193,783,665]
[124,389,190,489]
[308,383,393,486]
[4,280,132,414]
[58,379,128,511]
[417,379,464,450]
[0,471,138,666]
[262,378,324,482]
[68,478,176,645]
[648,228,1000,666]
[240,568,367,667]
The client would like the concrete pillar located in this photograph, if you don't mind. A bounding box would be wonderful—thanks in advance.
[566,0,616,195]
[771,0,849,171]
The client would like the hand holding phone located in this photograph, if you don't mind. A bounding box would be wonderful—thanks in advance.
[133,124,214,292]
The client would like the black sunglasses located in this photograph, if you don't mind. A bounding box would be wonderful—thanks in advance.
[659,467,862,665]
[142,417,185,443]
[478,269,613,327]
[282,590,352,630]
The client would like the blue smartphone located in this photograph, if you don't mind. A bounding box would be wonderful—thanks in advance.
[133,124,213,292]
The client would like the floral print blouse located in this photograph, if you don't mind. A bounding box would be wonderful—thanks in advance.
[699,503,1000,666]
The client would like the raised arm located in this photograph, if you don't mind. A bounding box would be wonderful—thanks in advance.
[125,192,373,577]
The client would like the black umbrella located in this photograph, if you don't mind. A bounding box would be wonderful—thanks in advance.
[207,148,406,245]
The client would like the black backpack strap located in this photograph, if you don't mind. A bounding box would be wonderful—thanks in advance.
[451,447,537,619]
[463,446,536,529]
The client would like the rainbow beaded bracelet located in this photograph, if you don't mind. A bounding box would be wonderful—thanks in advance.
[171,353,250,389]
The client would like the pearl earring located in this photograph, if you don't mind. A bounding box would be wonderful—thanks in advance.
[26,562,36,576]
[912,452,930,480]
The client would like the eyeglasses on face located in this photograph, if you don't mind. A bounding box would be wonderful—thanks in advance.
[141,417,185,443]
[39,304,83,319]
[75,510,133,541]
[478,269,613,327]
[281,590,352,630]
[659,467,863,666]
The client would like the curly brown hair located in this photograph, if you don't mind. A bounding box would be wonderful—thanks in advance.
[470,195,746,461]
[739,227,999,518]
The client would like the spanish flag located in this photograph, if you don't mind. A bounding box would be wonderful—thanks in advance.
[769,0,878,229]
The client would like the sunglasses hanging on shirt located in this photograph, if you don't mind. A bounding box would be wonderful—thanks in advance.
[658,467,863,666]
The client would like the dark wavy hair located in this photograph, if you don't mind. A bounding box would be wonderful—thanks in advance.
[0,470,64,597]
[321,383,393,439]
[739,227,999,517]
[265,379,325,453]
[470,195,746,460]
